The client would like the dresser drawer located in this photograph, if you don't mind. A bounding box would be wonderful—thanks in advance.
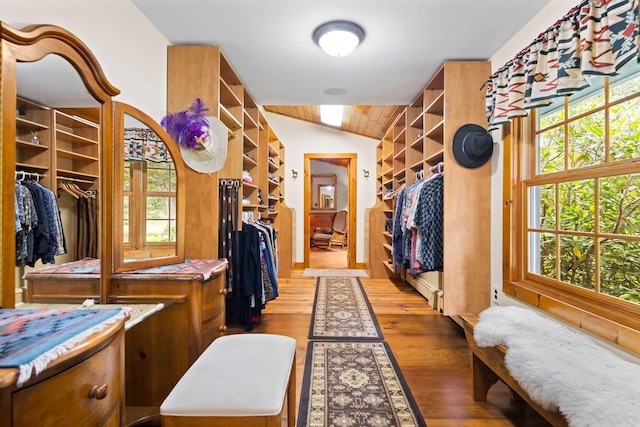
[201,275,226,319]
[13,331,123,427]
[202,307,226,346]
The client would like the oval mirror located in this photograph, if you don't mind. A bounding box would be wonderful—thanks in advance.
[113,102,185,272]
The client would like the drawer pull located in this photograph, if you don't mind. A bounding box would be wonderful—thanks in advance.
[218,325,227,332]
[219,288,228,296]
[88,384,109,400]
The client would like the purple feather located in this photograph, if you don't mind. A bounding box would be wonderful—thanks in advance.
[161,98,211,150]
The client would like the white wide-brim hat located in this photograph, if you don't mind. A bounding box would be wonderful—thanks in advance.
[180,116,228,174]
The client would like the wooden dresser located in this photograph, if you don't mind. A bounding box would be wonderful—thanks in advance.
[0,312,126,427]
[109,259,228,408]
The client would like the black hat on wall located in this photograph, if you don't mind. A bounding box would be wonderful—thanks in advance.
[452,124,494,169]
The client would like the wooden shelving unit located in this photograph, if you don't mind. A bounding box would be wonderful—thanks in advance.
[367,61,492,318]
[15,97,101,192]
[167,45,293,276]
[54,110,100,185]
[15,98,53,188]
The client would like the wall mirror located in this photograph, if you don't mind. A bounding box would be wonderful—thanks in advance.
[311,174,337,211]
[1,22,120,307]
[113,102,185,272]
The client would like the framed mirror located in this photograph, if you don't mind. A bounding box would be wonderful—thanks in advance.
[311,174,337,211]
[1,23,120,307]
[113,102,185,272]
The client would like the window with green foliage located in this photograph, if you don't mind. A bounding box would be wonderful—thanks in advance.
[123,160,176,250]
[527,61,640,305]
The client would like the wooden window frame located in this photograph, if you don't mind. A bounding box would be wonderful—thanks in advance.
[504,99,640,356]
[123,161,176,251]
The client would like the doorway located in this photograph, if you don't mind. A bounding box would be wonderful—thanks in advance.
[304,153,357,269]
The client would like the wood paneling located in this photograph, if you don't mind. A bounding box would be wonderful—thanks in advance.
[263,105,402,139]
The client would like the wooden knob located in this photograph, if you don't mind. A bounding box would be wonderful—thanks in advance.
[218,325,227,332]
[219,288,228,295]
[88,384,109,400]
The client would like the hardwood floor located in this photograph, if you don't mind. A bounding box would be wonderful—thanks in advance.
[308,246,348,269]
[227,271,551,427]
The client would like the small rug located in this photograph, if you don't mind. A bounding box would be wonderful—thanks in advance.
[0,308,129,386]
[297,341,427,427]
[309,276,383,340]
[303,268,369,277]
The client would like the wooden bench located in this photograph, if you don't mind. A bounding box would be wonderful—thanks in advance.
[459,314,568,427]
[160,333,296,427]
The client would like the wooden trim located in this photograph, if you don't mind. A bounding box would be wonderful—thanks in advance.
[505,111,640,357]
[303,153,357,269]
[112,101,186,273]
[503,280,640,355]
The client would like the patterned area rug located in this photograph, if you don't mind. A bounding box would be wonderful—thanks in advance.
[309,277,383,340]
[297,341,427,427]
[303,269,369,277]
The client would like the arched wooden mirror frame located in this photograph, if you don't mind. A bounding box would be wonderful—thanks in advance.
[0,22,120,307]
[113,101,186,272]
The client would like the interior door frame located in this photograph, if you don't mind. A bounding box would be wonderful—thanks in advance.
[304,153,357,269]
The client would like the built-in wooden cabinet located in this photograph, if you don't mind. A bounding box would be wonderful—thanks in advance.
[110,259,228,408]
[367,61,491,319]
[53,110,100,185]
[15,98,52,188]
[15,97,100,191]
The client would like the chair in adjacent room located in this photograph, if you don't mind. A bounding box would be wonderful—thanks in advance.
[311,210,348,249]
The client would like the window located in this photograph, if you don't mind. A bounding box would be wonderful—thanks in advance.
[123,160,177,254]
[508,61,640,332]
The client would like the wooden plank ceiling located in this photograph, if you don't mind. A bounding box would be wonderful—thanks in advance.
[263,105,403,140]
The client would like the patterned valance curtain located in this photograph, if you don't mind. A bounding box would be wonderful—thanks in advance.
[485,0,639,129]
[124,127,172,163]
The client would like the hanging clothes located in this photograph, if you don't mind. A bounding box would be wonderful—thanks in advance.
[412,172,444,273]
[15,178,67,266]
[76,192,98,260]
[391,170,444,274]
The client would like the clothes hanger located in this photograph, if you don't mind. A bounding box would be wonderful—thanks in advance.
[57,182,80,199]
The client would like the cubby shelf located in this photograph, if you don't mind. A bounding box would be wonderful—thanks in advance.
[367,61,492,318]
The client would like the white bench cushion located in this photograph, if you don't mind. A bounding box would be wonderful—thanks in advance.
[160,334,296,417]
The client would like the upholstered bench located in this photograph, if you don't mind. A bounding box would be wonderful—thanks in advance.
[160,334,297,427]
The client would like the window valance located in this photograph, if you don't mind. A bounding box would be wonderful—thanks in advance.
[485,0,639,129]
[124,127,172,163]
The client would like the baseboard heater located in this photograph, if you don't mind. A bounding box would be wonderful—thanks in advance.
[405,272,442,311]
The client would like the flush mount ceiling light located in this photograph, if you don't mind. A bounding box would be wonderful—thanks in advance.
[313,20,365,57]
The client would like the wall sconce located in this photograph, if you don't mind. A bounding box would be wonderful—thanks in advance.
[363,169,370,179]
[291,169,298,179]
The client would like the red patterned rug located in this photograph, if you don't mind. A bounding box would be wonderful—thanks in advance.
[297,340,427,426]
[308,276,383,340]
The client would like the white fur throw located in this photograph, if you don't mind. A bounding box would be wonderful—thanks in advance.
[473,306,640,427]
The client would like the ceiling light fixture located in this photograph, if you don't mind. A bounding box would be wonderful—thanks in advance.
[312,20,365,57]
[319,105,345,126]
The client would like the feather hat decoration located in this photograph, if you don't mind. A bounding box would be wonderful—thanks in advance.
[161,98,228,174]
[161,98,210,150]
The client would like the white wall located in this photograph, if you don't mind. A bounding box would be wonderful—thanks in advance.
[488,0,595,306]
[2,0,170,121]
[265,113,378,264]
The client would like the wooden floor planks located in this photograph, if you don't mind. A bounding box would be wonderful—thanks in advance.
[225,267,551,427]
